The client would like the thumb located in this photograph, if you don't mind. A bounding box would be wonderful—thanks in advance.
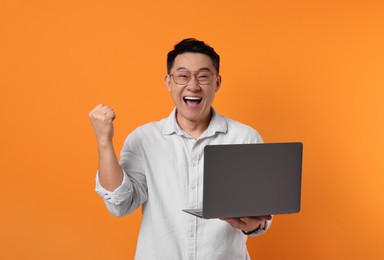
[259,215,272,221]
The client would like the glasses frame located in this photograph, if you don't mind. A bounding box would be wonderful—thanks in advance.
[169,70,216,85]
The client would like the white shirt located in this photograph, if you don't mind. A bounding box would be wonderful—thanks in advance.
[96,108,272,260]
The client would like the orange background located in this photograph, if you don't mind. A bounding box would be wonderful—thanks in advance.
[1,0,383,259]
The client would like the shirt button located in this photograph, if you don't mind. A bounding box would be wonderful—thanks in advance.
[190,184,196,190]
[189,232,194,238]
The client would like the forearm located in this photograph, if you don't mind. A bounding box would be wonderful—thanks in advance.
[95,138,148,216]
[97,139,124,192]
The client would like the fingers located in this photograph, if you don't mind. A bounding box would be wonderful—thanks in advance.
[222,215,272,233]
[105,110,116,122]
[89,104,116,141]
[222,218,247,231]
[89,104,116,123]
[260,215,272,221]
[240,217,263,232]
[89,104,103,117]
[240,217,256,225]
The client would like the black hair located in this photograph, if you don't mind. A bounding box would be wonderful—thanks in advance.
[167,38,220,74]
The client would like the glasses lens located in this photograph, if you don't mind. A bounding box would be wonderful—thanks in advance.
[173,71,191,85]
[172,70,213,85]
[196,71,213,85]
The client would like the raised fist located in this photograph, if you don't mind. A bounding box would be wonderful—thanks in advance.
[89,104,116,143]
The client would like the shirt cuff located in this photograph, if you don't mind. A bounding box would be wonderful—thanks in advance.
[95,170,133,205]
[248,218,273,237]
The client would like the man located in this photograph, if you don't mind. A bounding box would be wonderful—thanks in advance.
[89,38,272,260]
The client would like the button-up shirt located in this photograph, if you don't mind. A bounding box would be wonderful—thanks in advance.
[96,108,271,260]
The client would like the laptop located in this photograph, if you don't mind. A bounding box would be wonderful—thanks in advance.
[182,142,303,219]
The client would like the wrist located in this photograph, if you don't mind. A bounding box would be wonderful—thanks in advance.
[96,136,114,148]
[242,221,266,235]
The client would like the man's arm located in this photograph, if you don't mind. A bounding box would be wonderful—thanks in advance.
[89,104,123,191]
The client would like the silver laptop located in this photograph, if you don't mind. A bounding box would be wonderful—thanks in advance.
[183,142,303,219]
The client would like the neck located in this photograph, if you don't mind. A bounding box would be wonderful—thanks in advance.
[176,111,212,140]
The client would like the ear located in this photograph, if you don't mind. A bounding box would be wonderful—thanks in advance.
[165,74,172,92]
[215,75,222,92]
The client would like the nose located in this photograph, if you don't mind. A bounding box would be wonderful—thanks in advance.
[186,75,201,92]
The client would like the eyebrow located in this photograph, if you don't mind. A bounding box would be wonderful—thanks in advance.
[175,67,211,72]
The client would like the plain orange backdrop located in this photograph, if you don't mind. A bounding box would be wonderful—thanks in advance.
[1,0,383,259]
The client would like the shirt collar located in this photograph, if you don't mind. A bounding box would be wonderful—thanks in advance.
[162,107,228,137]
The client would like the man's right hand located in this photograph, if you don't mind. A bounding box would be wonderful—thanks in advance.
[89,104,116,144]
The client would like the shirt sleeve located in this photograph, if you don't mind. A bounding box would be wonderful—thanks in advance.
[95,131,148,217]
[95,169,133,205]
[251,127,263,144]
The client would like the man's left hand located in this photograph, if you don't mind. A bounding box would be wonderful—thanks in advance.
[221,215,272,233]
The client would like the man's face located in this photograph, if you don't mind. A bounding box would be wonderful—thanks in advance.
[165,52,221,125]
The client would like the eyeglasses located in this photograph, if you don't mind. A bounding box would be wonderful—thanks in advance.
[170,70,215,85]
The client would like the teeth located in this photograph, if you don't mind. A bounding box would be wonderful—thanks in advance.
[184,96,202,100]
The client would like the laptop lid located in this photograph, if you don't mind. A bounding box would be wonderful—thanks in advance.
[201,142,303,219]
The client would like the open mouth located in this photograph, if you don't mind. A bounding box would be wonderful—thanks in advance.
[183,96,202,107]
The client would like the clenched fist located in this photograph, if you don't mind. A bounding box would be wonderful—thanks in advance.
[89,104,116,144]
